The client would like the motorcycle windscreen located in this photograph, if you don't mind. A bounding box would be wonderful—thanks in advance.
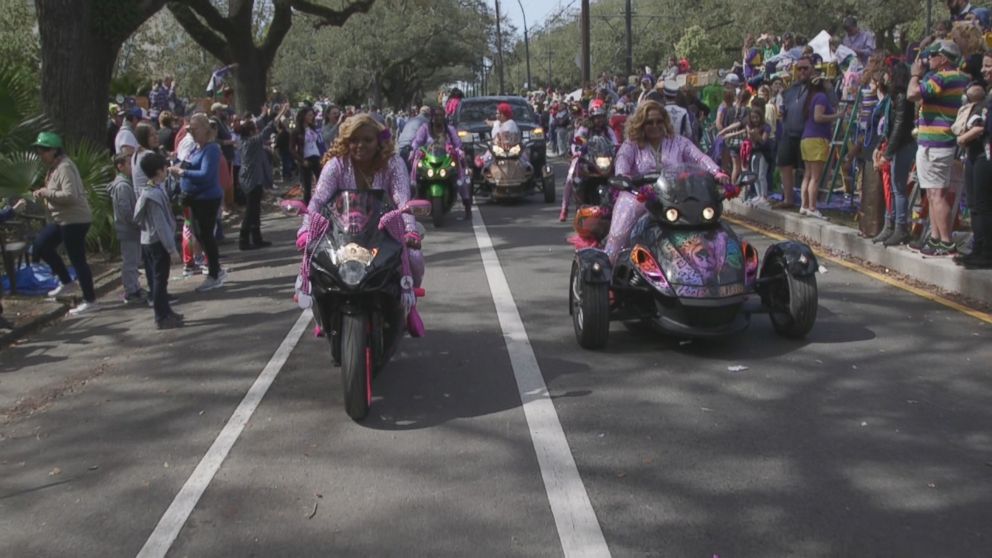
[327,189,387,245]
[639,223,746,298]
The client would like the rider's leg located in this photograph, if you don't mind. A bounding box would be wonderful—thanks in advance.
[604,191,647,264]
[560,157,579,221]
[409,248,425,288]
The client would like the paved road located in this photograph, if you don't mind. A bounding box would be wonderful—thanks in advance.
[2,161,990,557]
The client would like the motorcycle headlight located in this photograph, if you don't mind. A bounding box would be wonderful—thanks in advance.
[595,156,612,170]
[417,160,424,168]
[338,260,367,287]
[427,168,435,178]
[665,208,679,222]
[450,160,457,168]
[532,127,544,138]
[439,168,447,178]
[702,207,715,220]
[509,145,521,156]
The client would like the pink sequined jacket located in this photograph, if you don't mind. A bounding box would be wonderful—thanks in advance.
[613,135,720,177]
[301,154,415,234]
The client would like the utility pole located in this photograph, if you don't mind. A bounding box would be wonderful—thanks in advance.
[547,46,552,89]
[580,0,591,83]
[495,0,506,95]
[625,0,633,78]
[926,0,933,35]
[516,0,532,91]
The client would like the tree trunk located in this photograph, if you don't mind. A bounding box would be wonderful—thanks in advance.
[35,0,122,148]
[232,56,270,115]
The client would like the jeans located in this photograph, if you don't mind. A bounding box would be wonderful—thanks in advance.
[142,241,173,322]
[889,141,916,226]
[301,156,322,204]
[240,187,263,245]
[117,234,143,295]
[33,222,95,302]
[189,198,222,279]
[279,149,295,180]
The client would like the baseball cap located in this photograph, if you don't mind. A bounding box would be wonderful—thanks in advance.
[126,107,143,120]
[723,73,741,86]
[928,39,962,64]
[31,131,63,150]
[210,102,228,112]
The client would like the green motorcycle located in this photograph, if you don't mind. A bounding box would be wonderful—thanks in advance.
[415,144,459,227]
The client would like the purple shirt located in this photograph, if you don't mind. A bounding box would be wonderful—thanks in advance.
[614,135,721,177]
[802,93,834,140]
[842,30,876,64]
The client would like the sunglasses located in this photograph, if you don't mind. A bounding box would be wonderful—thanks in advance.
[644,118,665,126]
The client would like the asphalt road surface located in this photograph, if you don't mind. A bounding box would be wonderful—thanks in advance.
[2,160,990,557]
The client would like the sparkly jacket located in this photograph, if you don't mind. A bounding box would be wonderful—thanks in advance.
[301,154,414,234]
[614,135,721,177]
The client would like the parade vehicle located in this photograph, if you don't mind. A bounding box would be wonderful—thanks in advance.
[568,165,819,349]
[453,96,548,174]
[477,130,555,203]
[569,134,616,207]
[285,192,430,420]
[414,144,459,227]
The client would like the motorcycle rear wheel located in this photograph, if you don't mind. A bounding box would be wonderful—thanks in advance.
[341,313,372,420]
[543,174,556,203]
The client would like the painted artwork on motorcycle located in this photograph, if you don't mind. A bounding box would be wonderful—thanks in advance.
[655,227,745,298]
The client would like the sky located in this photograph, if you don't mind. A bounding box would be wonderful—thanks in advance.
[501,0,571,35]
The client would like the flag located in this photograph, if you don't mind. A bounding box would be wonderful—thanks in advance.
[206,65,234,94]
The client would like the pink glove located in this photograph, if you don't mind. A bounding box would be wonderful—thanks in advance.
[296,231,309,252]
[715,172,731,184]
[404,231,422,250]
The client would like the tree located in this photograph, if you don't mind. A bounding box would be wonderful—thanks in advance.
[272,0,488,108]
[167,0,376,114]
[34,0,168,147]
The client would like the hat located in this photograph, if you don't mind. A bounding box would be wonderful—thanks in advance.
[723,73,741,86]
[497,102,513,118]
[31,131,62,150]
[929,39,962,64]
[126,107,143,120]
[661,79,680,97]
[210,102,228,113]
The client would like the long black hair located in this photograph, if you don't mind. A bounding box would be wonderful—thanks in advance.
[294,106,315,135]
[888,62,911,98]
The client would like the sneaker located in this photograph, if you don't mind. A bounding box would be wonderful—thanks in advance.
[798,207,809,216]
[942,241,958,255]
[68,301,97,316]
[182,266,199,278]
[124,289,148,304]
[805,209,829,220]
[195,269,228,292]
[751,197,771,209]
[156,313,184,330]
[920,240,951,256]
[48,282,79,298]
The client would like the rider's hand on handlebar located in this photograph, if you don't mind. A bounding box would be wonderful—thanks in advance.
[715,172,731,185]
[296,231,309,252]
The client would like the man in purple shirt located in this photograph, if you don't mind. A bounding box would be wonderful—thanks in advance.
[842,16,876,65]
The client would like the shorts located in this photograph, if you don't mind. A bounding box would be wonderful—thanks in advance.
[776,135,802,167]
[800,138,829,163]
[916,146,955,189]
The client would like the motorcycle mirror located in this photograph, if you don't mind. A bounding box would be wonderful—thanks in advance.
[640,173,660,185]
[405,199,433,217]
[280,200,308,216]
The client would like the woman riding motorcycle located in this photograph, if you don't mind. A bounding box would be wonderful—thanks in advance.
[409,107,471,218]
[297,114,424,287]
[605,100,731,263]
[560,99,619,221]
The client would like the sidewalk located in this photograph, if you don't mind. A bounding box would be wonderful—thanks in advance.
[725,199,992,308]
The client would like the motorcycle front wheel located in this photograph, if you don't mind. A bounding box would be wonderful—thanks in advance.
[570,261,609,349]
[341,312,372,420]
[431,196,445,227]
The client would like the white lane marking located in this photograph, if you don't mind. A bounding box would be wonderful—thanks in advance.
[136,310,312,558]
[472,211,611,558]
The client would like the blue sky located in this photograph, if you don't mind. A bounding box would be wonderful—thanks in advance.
[502,0,570,35]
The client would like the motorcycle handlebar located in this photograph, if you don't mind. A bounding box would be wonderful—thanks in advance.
[607,173,659,191]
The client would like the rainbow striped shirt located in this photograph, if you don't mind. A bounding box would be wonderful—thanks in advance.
[917,69,969,148]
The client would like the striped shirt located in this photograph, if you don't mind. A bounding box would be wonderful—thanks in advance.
[917,69,969,148]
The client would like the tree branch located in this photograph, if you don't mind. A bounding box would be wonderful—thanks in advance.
[261,0,295,63]
[167,2,232,62]
[291,0,376,29]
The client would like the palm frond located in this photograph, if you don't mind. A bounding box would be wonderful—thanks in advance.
[0,151,41,198]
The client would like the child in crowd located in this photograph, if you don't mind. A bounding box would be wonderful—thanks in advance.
[134,152,183,330]
[745,107,773,208]
[108,152,147,304]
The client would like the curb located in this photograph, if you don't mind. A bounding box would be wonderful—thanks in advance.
[725,199,992,307]
[0,266,121,350]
